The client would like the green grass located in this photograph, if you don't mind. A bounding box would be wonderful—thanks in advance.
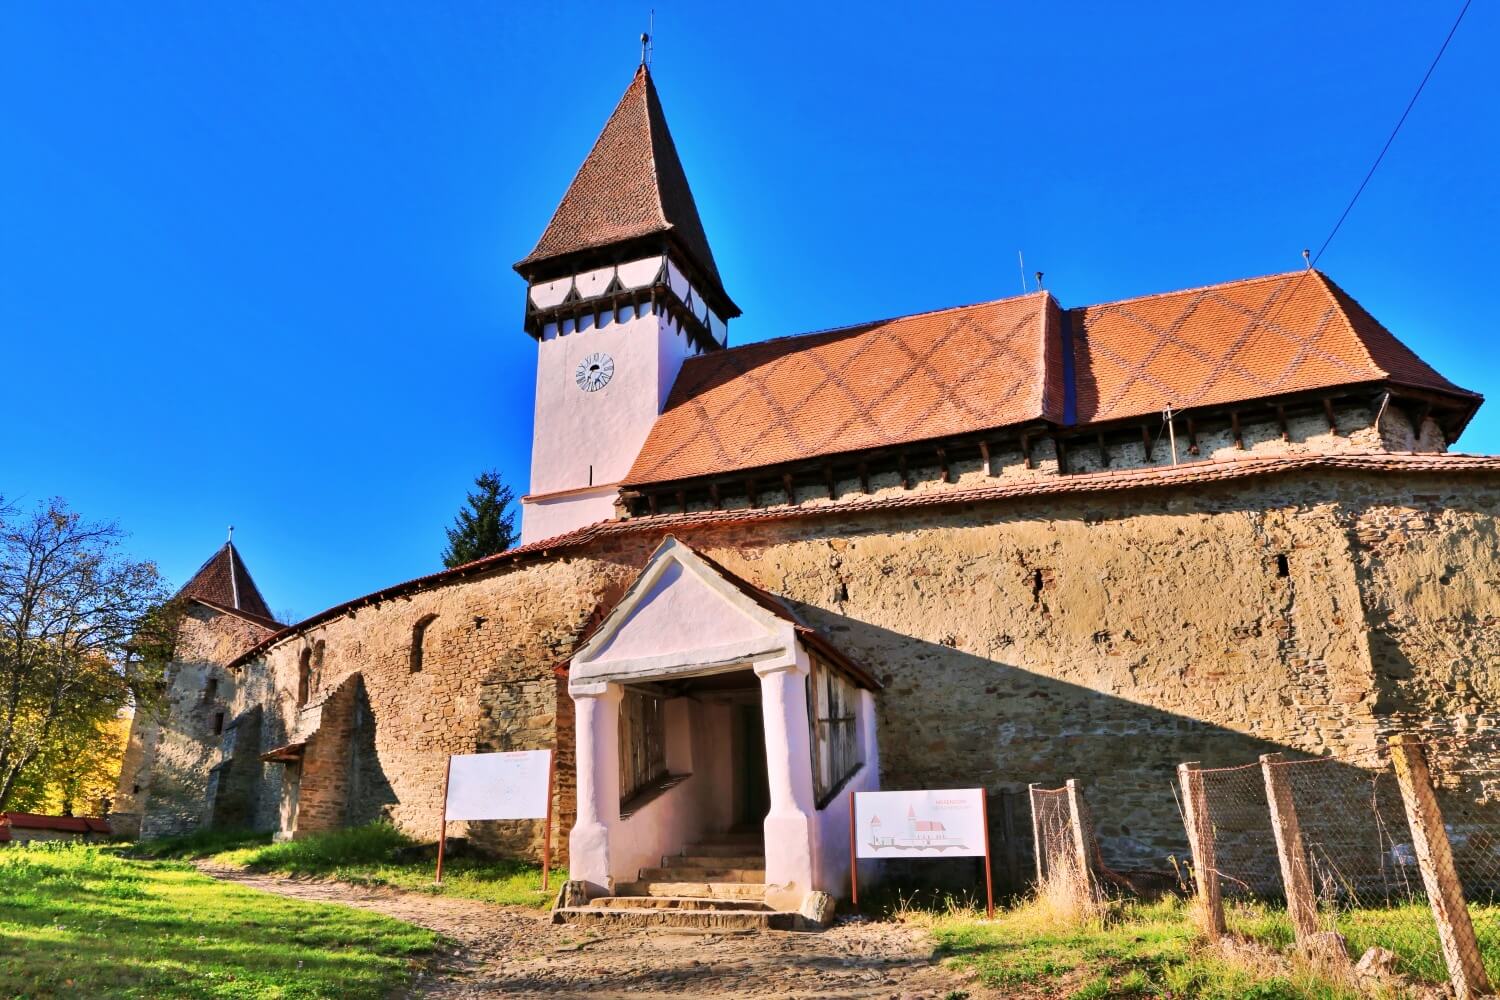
[192,822,563,910]
[915,895,1365,1000]
[0,842,437,999]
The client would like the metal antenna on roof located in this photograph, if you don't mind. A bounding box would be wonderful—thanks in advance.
[1302,248,1311,270]
[1035,271,1045,290]
[640,9,654,66]
[1017,251,1027,293]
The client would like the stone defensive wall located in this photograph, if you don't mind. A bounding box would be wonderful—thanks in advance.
[211,455,1500,872]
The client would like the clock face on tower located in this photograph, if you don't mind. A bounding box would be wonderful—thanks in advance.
[575,352,615,393]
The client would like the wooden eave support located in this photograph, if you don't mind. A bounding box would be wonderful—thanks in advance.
[744,479,758,509]
[935,447,951,483]
[858,461,871,495]
[1020,433,1034,470]
[1231,411,1244,450]
[979,441,994,477]
[676,489,687,514]
[1186,417,1200,456]
[1140,425,1153,462]
[823,463,836,500]
[647,493,659,517]
[897,453,911,490]
[782,473,796,506]
[1096,432,1110,468]
[708,482,721,510]
[1275,405,1290,442]
[1053,436,1069,475]
[1322,398,1339,434]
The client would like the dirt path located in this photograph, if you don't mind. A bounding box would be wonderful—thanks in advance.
[199,866,991,999]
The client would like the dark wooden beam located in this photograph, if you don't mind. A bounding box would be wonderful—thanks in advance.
[897,453,912,490]
[782,473,796,506]
[858,461,871,495]
[647,493,660,516]
[1322,398,1339,434]
[1141,425,1153,462]
[676,489,687,514]
[823,463,836,500]
[1054,436,1069,474]
[1020,433,1034,470]
[935,447,951,483]
[745,479,757,508]
[1097,432,1110,468]
[1275,405,1290,442]
[708,482,722,510]
[1186,417,1200,456]
[979,440,994,477]
[1231,411,1244,450]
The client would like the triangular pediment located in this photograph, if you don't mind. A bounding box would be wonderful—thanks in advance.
[570,537,796,688]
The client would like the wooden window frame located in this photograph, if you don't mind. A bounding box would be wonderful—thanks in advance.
[618,688,669,807]
[807,655,862,808]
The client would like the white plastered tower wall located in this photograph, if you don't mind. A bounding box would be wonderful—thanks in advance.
[521,257,721,544]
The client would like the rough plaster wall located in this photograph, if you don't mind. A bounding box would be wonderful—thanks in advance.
[175,468,1500,879]
[233,557,625,859]
[137,607,272,839]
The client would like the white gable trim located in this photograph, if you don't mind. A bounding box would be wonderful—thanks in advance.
[569,537,799,693]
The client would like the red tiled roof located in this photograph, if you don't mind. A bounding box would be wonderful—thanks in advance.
[226,452,1500,670]
[1072,270,1475,424]
[625,293,1060,487]
[178,543,277,626]
[514,66,725,295]
[1,813,110,834]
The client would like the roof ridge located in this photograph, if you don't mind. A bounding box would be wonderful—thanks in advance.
[1307,269,1386,378]
[639,66,672,234]
[1076,269,1307,313]
[702,290,1051,361]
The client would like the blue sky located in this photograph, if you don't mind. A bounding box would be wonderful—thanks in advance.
[3,2,1495,622]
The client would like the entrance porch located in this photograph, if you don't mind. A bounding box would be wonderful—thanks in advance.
[557,538,880,927]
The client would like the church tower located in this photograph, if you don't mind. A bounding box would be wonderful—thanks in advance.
[514,65,738,544]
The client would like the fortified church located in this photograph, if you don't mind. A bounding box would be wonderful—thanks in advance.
[118,65,1500,924]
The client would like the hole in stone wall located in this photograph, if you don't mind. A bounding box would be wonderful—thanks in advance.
[212,712,225,736]
[1031,568,1045,601]
[203,677,218,702]
[1275,554,1290,578]
[410,614,438,673]
[297,649,312,708]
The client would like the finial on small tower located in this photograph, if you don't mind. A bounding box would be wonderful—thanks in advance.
[227,524,235,544]
[1035,271,1045,290]
[640,9,654,66]
[1302,248,1312,270]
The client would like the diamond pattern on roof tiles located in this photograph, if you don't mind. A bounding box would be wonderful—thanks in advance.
[625,294,1057,486]
[1071,270,1471,424]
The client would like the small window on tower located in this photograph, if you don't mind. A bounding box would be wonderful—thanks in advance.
[297,649,312,708]
[204,677,218,702]
[212,712,225,736]
[410,614,438,673]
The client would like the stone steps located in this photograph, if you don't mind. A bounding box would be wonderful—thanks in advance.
[592,895,771,912]
[614,879,768,900]
[552,905,795,931]
[663,852,763,868]
[637,865,765,882]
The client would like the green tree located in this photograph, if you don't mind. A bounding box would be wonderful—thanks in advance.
[441,471,518,568]
[0,499,174,810]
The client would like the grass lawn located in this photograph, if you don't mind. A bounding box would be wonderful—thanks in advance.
[137,822,562,910]
[899,894,1365,1000]
[0,842,437,1000]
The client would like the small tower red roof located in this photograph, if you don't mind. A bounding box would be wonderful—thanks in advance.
[177,542,277,627]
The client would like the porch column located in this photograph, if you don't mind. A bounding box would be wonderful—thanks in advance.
[568,681,622,898]
[755,648,816,911]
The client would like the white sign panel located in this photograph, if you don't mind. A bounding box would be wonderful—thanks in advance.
[854,788,987,859]
[444,750,552,821]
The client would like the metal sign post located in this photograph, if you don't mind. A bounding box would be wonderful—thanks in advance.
[435,755,453,885]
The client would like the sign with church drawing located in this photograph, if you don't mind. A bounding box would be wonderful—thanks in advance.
[853,789,987,859]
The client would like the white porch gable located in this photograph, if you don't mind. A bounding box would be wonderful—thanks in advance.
[570,537,799,690]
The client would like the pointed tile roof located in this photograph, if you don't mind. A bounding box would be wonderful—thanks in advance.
[177,542,277,627]
[514,66,730,307]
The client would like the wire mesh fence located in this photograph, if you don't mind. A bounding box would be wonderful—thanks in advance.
[1181,735,1500,996]
[1030,784,1076,885]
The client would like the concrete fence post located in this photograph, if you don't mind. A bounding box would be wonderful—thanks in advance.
[1260,753,1320,948]
[1065,779,1098,900]
[1389,735,1493,1000]
[1177,762,1225,939]
[1028,783,1044,885]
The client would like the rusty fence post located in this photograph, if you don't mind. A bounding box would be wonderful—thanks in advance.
[1260,753,1320,948]
[1177,762,1225,939]
[1389,735,1493,1000]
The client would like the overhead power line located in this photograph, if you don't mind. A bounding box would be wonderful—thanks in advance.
[1311,0,1473,266]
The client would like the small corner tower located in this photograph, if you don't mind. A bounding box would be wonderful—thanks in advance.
[514,65,738,544]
